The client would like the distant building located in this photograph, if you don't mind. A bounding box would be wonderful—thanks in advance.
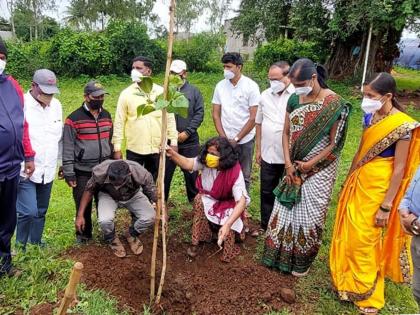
[223,19,265,60]
[0,31,14,40]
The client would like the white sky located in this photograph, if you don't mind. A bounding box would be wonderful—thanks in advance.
[0,0,241,32]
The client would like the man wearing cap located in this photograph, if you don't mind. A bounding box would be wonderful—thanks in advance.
[15,69,63,248]
[0,38,35,276]
[112,56,178,181]
[164,60,204,203]
[75,160,156,257]
[63,81,113,243]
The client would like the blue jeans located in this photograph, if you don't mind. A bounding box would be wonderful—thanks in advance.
[16,178,53,247]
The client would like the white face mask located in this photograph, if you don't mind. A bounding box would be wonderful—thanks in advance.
[270,80,286,94]
[295,79,314,96]
[224,69,235,80]
[0,59,6,75]
[361,97,384,114]
[131,69,143,83]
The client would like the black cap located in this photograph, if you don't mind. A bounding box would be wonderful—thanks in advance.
[84,81,108,97]
[0,38,7,58]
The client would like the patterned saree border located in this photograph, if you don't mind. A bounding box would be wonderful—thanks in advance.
[333,275,379,302]
[355,122,419,170]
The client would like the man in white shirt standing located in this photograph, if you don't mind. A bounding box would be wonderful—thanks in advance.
[15,69,62,248]
[212,52,260,192]
[255,61,294,232]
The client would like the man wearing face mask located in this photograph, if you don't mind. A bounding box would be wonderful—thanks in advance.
[0,38,35,277]
[15,69,62,249]
[212,52,260,192]
[75,160,156,258]
[254,61,294,234]
[164,60,204,203]
[63,81,113,243]
[112,56,178,181]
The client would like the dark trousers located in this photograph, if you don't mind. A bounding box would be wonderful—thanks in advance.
[127,150,160,182]
[164,144,200,202]
[260,160,284,230]
[238,139,255,192]
[73,171,96,240]
[0,175,19,275]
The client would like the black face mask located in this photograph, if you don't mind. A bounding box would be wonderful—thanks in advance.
[88,99,104,110]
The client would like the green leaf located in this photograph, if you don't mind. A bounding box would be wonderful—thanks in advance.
[136,102,156,117]
[167,95,189,118]
[169,74,184,87]
[155,98,170,110]
[139,77,153,94]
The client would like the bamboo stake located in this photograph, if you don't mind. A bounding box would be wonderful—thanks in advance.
[57,262,84,315]
[361,23,373,91]
[150,0,177,305]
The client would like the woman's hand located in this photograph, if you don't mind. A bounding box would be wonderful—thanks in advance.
[284,164,296,185]
[218,223,231,245]
[375,208,391,228]
[295,160,313,174]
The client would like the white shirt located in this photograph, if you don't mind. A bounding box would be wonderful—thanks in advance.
[212,75,260,144]
[193,159,250,233]
[255,84,295,164]
[20,92,63,184]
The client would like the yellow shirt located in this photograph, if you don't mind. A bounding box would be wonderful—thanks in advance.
[112,83,178,154]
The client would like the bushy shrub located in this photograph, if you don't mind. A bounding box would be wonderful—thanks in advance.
[49,29,112,77]
[168,32,224,73]
[106,20,166,75]
[254,39,327,72]
[6,40,52,79]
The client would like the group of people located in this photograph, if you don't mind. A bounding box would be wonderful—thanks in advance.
[1,35,420,314]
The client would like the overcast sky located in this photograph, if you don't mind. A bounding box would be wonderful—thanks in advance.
[0,0,241,32]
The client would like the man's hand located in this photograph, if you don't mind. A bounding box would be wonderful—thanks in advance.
[65,178,77,188]
[170,145,178,153]
[400,210,417,235]
[229,139,238,147]
[178,132,189,144]
[24,161,35,177]
[58,166,64,180]
[75,216,85,233]
[113,151,123,160]
[255,150,262,166]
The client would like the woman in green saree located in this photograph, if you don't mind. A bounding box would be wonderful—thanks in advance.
[262,58,351,276]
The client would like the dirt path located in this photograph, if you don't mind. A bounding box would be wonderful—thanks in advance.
[65,214,299,315]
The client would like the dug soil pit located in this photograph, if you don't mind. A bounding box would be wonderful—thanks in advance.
[66,212,299,314]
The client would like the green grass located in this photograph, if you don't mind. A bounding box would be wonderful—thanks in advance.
[1,71,419,314]
[393,66,420,92]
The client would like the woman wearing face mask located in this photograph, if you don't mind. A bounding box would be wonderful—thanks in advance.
[263,58,351,277]
[330,72,420,314]
[166,136,250,262]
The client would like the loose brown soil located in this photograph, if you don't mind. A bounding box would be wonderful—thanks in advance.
[65,211,299,314]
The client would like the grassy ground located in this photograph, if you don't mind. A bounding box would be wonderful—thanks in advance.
[393,66,420,92]
[0,70,419,315]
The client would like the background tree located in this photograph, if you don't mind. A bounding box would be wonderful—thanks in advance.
[206,0,232,33]
[174,0,206,35]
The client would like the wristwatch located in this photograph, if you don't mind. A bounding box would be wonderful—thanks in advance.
[234,136,239,142]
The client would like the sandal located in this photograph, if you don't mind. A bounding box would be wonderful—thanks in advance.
[291,268,310,277]
[250,228,265,237]
[187,245,198,258]
[125,232,144,255]
[357,307,378,315]
[110,237,126,258]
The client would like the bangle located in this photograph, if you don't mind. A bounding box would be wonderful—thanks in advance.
[285,164,293,169]
[379,205,391,212]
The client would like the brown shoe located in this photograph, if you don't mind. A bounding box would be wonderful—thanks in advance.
[125,232,143,255]
[109,237,126,258]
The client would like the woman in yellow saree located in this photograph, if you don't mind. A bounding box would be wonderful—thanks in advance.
[330,72,420,314]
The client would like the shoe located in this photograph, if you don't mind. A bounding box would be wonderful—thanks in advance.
[6,267,22,278]
[109,237,126,258]
[291,268,310,277]
[125,232,143,255]
[76,235,92,244]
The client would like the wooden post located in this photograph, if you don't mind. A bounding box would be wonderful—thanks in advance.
[150,0,177,305]
[361,23,373,91]
[57,262,84,315]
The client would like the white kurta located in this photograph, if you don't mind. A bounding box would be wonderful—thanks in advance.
[193,159,250,233]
